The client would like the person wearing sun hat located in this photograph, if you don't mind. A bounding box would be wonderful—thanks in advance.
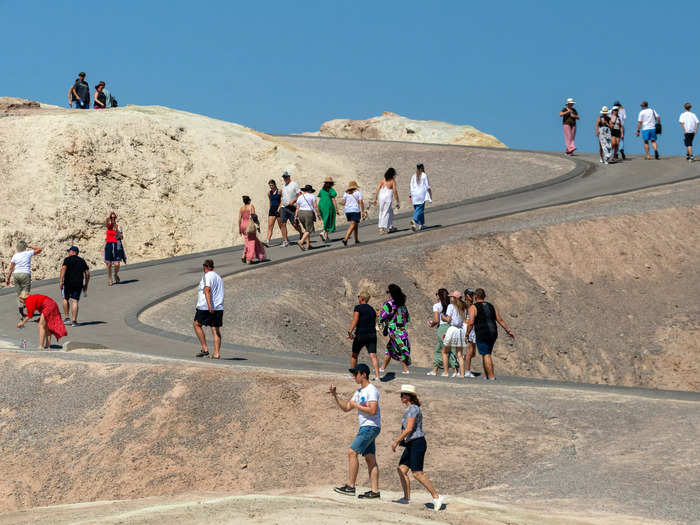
[317,176,338,242]
[596,106,613,164]
[391,384,444,510]
[559,97,579,155]
[340,180,365,246]
[294,184,320,251]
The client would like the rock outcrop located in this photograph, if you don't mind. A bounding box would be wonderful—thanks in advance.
[303,111,506,148]
[0,96,41,114]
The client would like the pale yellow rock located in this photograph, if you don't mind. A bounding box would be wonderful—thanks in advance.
[303,111,506,148]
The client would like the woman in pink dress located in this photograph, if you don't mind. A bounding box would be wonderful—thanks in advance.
[242,214,267,264]
[238,195,255,240]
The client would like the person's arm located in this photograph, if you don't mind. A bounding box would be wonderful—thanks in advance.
[30,246,42,255]
[494,307,514,339]
[359,196,366,218]
[559,108,569,117]
[595,117,600,136]
[392,416,416,452]
[348,311,360,338]
[68,85,78,106]
[425,174,432,201]
[93,91,102,108]
[332,196,339,215]
[466,304,477,334]
[328,384,353,411]
[393,181,400,208]
[290,187,301,206]
[572,111,580,120]
[204,286,213,313]
[250,204,256,215]
[83,269,90,291]
[314,198,320,219]
[441,304,452,324]
[636,114,642,135]
[59,265,66,290]
[374,181,382,203]
[5,262,15,286]
[428,308,440,328]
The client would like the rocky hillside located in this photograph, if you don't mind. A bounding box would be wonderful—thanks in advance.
[302,111,506,148]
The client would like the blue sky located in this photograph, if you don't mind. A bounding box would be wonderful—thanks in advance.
[2,0,698,152]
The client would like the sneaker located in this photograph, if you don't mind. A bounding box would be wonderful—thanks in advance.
[410,220,416,231]
[262,241,270,247]
[432,495,444,510]
[691,156,695,162]
[401,370,410,374]
[620,149,626,160]
[342,239,348,247]
[599,159,604,163]
[195,350,210,358]
[64,317,70,322]
[333,485,356,496]
[392,497,410,504]
[426,371,436,376]
[372,376,380,381]
[358,490,380,499]
[464,371,476,378]
[282,241,289,247]
[451,372,459,377]
[70,321,78,327]
[654,150,660,160]
[483,376,496,381]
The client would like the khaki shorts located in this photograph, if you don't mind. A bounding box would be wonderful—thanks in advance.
[298,210,315,233]
[13,273,31,306]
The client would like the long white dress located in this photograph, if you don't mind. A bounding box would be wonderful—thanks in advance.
[377,184,394,230]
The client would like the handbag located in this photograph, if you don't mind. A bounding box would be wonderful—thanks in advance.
[653,108,662,135]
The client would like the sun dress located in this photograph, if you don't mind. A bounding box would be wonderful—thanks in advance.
[239,208,251,236]
[598,116,613,162]
[24,294,67,341]
[377,183,394,230]
[317,187,337,232]
[379,298,411,365]
[244,230,267,262]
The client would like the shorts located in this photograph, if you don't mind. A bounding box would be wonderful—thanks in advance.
[268,206,280,218]
[280,205,297,224]
[641,129,657,142]
[73,100,89,109]
[352,333,377,354]
[468,328,476,344]
[297,210,315,232]
[104,242,123,263]
[350,425,380,456]
[443,325,466,347]
[476,340,496,355]
[345,212,361,223]
[399,436,427,472]
[684,133,695,147]
[194,308,224,327]
[62,286,82,300]
[611,129,621,138]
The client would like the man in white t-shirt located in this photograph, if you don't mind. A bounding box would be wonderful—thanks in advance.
[636,101,661,160]
[329,363,381,499]
[278,171,303,247]
[4,240,42,318]
[679,103,699,161]
[193,259,224,359]
[409,163,432,231]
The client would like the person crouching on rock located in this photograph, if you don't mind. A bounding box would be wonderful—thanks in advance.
[17,293,67,349]
[329,363,381,499]
[242,213,267,264]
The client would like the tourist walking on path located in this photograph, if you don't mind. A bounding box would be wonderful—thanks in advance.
[379,284,411,374]
[317,176,339,242]
[341,181,365,246]
[279,171,303,247]
[440,291,469,377]
[463,288,477,377]
[5,240,42,318]
[679,103,698,161]
[465,288,514,380]
[59,246,89,326]
[559,98,579,155]
[243,214,267,264]
[295,184,320,251]
[17,294,67,349]
[612,101,627,159]
[636,101,661,160]
[609,107,624,161]
[193,259,224,359]
[347,290,381,381]
[427,288,458,376]
[265,179,282,247]
[238,195,255,240]
[93,83,106,109]
[330,363,381,499]
[68,72,90,109]
[374,167,400,234]
[596,106,613,164]
[409,164,431,231]
[391,384,444,510]
[105,212,125,286]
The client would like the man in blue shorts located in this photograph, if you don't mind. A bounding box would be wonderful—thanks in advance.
[636,101,661,160]
[329,363,381,499]
[465,288,514,380]
[59,246,90,327]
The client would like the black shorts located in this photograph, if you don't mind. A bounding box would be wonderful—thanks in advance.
[685,133,696,147]
[352,333,377,354]
[62,286,82,300]
[194,309,223,327]
[268,206,280,218]
[399,436,427,472]
[280,205,297,224]
[611,129,621,138]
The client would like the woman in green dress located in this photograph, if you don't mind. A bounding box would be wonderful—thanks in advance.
[317,176,338,242]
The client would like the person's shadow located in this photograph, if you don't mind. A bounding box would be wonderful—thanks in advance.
[115,279,139,285]
[380,372,396,382]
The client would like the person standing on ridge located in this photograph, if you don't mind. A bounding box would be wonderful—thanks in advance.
[611,101,627,159]
[68,72,90,109]
[559,98,579,155]
[329,363,381,499]
[409,164,431,231]
[278,171,303,247]
[465,288,514,380]
[596,106,613,164]
[609,107,624,161]
[636,101,661,160]
[679,103,698,161]
[193,259,224,359]
[59,246,89,327]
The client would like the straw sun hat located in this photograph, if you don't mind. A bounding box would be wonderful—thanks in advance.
[346,180,360,191]
[323,176,334,183]
[566,98,575,105]
[600,106,609,114]
[400,384,417,395]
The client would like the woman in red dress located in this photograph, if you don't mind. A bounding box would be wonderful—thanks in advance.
[17,294,67,348]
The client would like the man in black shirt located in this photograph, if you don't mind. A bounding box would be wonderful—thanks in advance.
[68,72,90,109]
[465,288,514,380]
[59,246,90,326]
[347,290,380,380]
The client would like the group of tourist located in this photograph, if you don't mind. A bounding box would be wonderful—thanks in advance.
[560,98,698,163]
[68,71,117,109]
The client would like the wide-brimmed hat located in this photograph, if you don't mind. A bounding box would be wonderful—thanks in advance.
[600,106,609,114]
[302,184,315,192]
[323,176,334,183]
[347,180,360,191]
[449,290,462,298]
[400,384,417,395]
[566,98,575,105]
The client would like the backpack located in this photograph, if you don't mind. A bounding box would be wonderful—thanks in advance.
[111,97,118,108]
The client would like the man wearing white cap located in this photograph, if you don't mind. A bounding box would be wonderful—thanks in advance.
[559,98,579,155]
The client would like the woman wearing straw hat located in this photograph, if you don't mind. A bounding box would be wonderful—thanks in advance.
[559,98,579,155]
[294,184,320,251]
[341,180,366,246]
[392,384,444,510]
[596,106,613,164]
[317,176,339,242]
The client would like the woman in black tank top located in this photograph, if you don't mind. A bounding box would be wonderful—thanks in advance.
[466,289,514,380]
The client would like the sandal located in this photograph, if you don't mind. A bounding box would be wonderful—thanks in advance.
[195,350,209,357]
[210,354,220,359]
[115,275,120,284]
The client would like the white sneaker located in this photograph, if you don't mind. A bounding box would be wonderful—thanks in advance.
[379,368,385,375]
[451,372,459,377]
[426,371,436,376]
[464,371,476,378]
[401,370,410,374]
[433,495,444,510]
[282,241,289,247]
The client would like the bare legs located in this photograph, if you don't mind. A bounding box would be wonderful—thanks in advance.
[106,262,120,285]
[37,314,50,349]
[441,345,454,376]
[266,216,281,244]
[343,221,359,244]
[643,140,658,159]
[611,136,620,159]
[62,298,79,322]
[280,220,302,243]
[347,450,378,493]
[483,354,495,380]
[193,322,221,358]
[381,353,409,373]
[350,352,381,379]
[298,230,311,250]
[464,342,475,376]
[397,464,438,501]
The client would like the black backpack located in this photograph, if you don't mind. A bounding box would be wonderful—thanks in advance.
[111,97,118,108]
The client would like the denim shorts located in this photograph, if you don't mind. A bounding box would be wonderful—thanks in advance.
[641,129,657,142]
[350,425,380,456]
[476,340,495,355]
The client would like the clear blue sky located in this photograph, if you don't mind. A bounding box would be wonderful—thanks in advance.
[2,0,698,152]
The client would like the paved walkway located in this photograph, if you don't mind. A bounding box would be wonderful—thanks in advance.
[2,142,699,401]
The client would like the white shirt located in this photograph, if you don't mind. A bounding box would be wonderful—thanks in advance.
[281,181,301,206]
[196,271,224,310]
[638,108,659,131]
[445,303,464,328]
[296,192,316,211]
[612,106,627,125]
[343,190,363,213]
[11,250,35,275]
[433,302,448,325]
[679,111,699,134]
[351,383,381,428]
[410,172,431,205]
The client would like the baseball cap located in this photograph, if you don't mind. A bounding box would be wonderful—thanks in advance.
[67,245,79,253]
[282,171,291,178]
[349,363,371,377]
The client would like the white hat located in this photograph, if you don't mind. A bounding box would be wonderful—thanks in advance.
[566,98,575,105]
[600,106,609,114]
[400,384,417,395]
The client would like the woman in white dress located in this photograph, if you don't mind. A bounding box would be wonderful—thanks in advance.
[373,167,400,234]
[440,291,468,377]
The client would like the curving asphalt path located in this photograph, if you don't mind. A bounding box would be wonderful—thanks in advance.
[1,140,699,402]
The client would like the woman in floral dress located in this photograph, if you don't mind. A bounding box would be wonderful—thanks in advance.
[379,283,411,374]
